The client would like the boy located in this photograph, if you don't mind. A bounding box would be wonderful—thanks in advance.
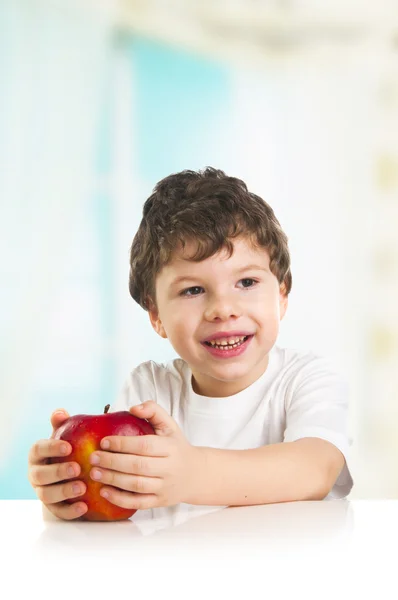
[28,167,353,520]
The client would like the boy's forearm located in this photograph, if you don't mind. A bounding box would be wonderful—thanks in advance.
[186,438,341,506]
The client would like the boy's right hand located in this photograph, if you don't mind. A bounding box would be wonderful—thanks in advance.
[28,409,88,520]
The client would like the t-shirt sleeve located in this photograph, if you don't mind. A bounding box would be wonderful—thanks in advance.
[283,356,354,499]
[109,363,157,412]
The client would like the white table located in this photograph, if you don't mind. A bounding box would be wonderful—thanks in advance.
[3,499,397,599]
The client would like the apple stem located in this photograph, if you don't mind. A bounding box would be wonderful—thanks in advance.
[104,404,110,414]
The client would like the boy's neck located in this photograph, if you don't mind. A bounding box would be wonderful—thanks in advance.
[190,354,270,398]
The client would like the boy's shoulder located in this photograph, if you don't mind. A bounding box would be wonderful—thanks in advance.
[128,356,188,386]
[271,345,347,402]
[115,357,187,411]
[271,345,341,378]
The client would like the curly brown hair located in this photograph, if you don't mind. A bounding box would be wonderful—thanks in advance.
[129,167,292,311]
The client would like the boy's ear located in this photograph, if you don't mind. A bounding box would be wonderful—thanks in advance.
[279,283,288,320]
[148,305,168,339]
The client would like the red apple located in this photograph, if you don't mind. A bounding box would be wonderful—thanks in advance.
[50,405,154,521]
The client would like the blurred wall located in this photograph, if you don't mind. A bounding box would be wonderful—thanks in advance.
[1,0,397,499]
[0,0,117,496]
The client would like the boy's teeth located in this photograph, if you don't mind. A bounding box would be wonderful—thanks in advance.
[209,336,246,346]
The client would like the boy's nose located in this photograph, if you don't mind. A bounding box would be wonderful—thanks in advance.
[204,297,242,321]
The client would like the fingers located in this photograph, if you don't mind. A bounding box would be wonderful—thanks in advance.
[29,460,81,487]
[50,408,70,432]
[90,449,164,477]
[28,439,72,465]
[91,467,162,494]
[98,487,160,511]
[30,458,87,508]
[46,501,88,521]
[129,401,179,436]
[98,434,170,457]
[28,409,87,521]
[35,479,87,505]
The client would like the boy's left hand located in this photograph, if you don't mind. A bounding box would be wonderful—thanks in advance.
[89,401,202,510]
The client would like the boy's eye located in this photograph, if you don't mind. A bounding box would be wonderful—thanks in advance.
[180,286,203,297]
[180,279,257,297]
[240,278,256,288]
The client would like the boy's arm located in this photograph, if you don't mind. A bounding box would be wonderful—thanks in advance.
[186,437,345,506]
[92,402,346,511]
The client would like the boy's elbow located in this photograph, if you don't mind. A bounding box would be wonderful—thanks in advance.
[311,458,346,500]
[311,478,331,500]
[294,438,346,501]
[301,473,330,501]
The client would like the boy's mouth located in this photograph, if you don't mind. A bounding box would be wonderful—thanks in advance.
[201,335,254,358]
[203,335,250,349]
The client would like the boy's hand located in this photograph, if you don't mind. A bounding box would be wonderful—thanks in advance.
[28,409,88,520]
[88,401,202,510]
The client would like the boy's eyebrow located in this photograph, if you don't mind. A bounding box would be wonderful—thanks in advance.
[169,264,269,287]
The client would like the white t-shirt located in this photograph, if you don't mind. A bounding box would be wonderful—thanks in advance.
[112,344,353,511]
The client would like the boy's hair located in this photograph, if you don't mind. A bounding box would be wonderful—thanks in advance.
[129,167,292,311]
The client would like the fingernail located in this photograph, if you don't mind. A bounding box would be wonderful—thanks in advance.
[60,444,69,455]
[90,454,100,465]
[101,440,110,449]
[68,466,75,477]
[100,490,109,499]
[73,484,82,494]
[91,469,102,480]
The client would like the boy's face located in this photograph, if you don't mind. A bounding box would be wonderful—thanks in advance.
[148,236,288,397]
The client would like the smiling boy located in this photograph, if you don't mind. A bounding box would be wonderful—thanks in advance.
[28,167,353,520]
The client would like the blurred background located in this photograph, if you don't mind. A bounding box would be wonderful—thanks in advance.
[1,0,397,499]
